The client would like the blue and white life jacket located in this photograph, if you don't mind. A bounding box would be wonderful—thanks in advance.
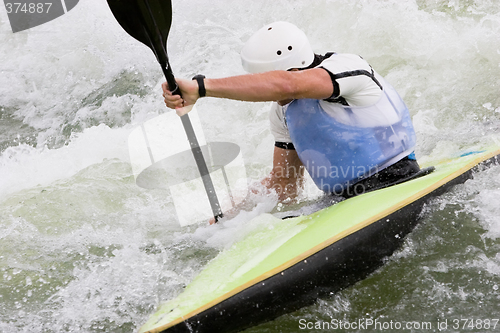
[285,78,416,193]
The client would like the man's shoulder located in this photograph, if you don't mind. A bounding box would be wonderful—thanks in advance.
[319,53,371,72]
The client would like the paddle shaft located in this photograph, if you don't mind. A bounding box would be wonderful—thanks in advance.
[151,24,223,222]
[148,3,223,222]
[107,0,223,221]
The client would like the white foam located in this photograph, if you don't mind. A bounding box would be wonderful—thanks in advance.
[0,125,130,200]
[1,0,500,331]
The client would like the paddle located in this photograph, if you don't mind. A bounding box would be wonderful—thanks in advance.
[107,0,223,222]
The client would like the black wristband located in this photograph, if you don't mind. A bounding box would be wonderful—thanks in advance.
[192,74,206,98]
[275,141,295,150]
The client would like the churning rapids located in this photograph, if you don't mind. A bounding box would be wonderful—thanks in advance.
[1,0,500,332]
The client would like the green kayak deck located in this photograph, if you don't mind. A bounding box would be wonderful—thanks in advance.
[140,146,500,333]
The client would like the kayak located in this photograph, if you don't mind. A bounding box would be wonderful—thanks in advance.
[139,146,500,333]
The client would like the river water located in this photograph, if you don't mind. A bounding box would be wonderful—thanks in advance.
[1,0,500,332]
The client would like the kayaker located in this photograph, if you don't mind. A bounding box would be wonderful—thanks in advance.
[162,21,420,202]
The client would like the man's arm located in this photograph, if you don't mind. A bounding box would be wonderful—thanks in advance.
[262,146,305,202]
[162,68,334,112]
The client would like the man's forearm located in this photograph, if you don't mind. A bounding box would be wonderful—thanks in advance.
[204,71,295,102]
[204,68,333,102]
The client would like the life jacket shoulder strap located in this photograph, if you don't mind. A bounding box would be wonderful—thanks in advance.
[320,56,383,105]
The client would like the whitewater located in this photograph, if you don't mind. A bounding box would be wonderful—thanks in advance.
[1,0,500,332]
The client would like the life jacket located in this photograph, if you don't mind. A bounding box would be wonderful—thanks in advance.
[285,78,416,193]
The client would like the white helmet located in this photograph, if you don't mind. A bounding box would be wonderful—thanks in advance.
[241,21,315,73]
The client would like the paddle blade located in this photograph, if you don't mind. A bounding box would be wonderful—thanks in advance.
[107,0,173,75]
